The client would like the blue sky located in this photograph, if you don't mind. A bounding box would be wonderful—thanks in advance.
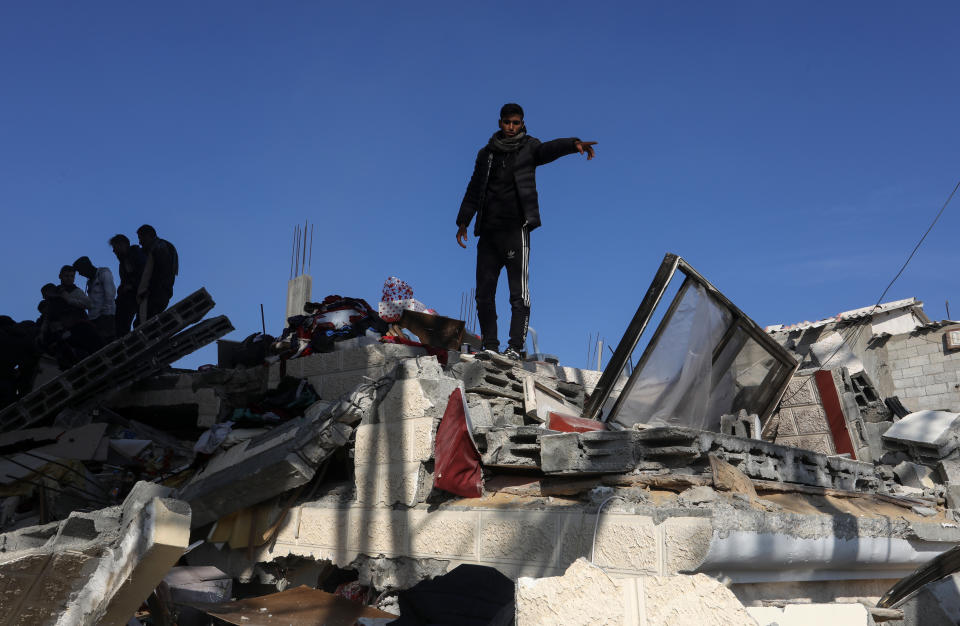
[2,2,959,370]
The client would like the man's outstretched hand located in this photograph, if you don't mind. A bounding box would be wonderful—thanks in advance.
[575,141,598,160]
[456,225,468,248]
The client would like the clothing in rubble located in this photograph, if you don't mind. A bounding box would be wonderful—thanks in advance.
[457,104,591,352]
[281,295,388,357]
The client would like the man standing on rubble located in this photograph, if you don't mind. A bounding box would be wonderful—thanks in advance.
[136,224,179,321]
[109,234,146,334]
[456,103,596,360]
[73,256,117,342]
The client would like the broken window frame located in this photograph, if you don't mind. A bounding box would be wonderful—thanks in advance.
[583,253,799,428]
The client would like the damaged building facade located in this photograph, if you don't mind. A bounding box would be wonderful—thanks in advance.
[3,254,960,624]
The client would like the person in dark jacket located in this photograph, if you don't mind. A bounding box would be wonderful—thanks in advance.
[136,224,179,321]
[456,103,596,359]
[110,234,147,335]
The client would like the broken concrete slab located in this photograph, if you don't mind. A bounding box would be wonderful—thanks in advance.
[894,461,937,490]
[177,414,352,527]
[0,481,190,626]
[163,566,232,605]
[883,410,960,461]
[515,557,755,626]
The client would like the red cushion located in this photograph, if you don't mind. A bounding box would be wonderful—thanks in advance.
[433,387,483,498]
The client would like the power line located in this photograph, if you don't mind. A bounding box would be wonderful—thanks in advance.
[776,177,960,408]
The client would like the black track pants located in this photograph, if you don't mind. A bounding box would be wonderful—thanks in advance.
[475,226,530,351]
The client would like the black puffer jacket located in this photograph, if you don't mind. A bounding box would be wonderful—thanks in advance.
[457,134,580,235]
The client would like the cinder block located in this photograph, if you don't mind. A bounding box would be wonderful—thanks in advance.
[354,417,435,465]
[479,510,560,565]
[408,509,479,559]
[662,517,713,573]
[591,514,658,573]
[918,343,942,356]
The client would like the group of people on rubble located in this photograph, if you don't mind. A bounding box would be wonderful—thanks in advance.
[0,225,179,409]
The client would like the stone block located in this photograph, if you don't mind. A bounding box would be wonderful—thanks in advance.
[482,426,545,468]
[408,509,478,559]
[355,461,429,506]
[321,367,388,400]
[591,514,658,573]
[909,355,932,367]
[355,417,435,465]
[662,517,713,573]
[377,378,435,422]
[903,366,924,378]
[792,405,829,434]
[516,559,754,626]
[341,343,425,371]
[479,511,559,565]
[925,363,947,376]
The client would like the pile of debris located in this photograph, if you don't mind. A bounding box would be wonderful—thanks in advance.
[5,256,960,624]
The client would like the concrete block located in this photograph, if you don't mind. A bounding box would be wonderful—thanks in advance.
[297,351,342,377]
[883,410,960,459]
[354,417,436,465]
[408,509,478,559]
[479,511,559,565]
[178,415,352,527]
[540,430,642,475]
[897,571,960,626]
[482,426,545,468]
[909,355,932,367]
[926,383,950,395]
[748,603,871,625]
[662,517,713,573]
[925,362,946,375]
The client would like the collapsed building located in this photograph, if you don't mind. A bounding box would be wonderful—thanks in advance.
[2,253,960,624]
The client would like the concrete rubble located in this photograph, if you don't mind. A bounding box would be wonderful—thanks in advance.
[6,263,960,623]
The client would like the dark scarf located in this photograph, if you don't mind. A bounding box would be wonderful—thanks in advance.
[488,129,527,153]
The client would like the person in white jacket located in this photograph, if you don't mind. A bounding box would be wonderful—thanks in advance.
[73,256,117,341]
